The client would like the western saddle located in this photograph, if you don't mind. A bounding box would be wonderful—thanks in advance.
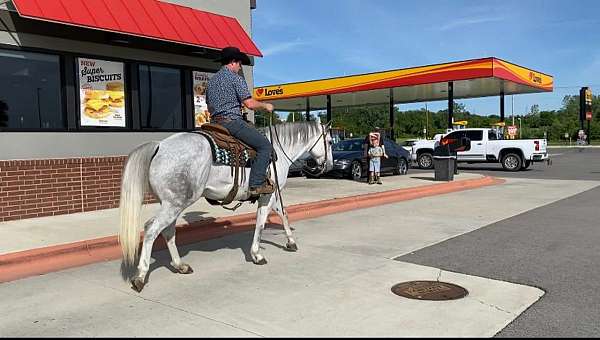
[197,123,258,206]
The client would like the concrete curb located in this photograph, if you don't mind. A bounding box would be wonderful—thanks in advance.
[0,176,504,283]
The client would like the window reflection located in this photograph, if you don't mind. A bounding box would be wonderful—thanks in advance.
[0,50,63,129]
[139,65,183,129]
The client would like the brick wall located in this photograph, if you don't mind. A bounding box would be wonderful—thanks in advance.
[0,157,156,222]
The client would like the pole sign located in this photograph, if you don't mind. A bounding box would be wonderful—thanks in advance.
[580,87,593,122]
[585,88,593,120]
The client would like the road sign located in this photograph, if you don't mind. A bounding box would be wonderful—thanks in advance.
[586,111,592,120]
[507,125,517,136]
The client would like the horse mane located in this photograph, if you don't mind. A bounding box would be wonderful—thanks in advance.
[259,121,322,148]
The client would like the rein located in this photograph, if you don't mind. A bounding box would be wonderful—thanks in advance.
[270,122,330,176]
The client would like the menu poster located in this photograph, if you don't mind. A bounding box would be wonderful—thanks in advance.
[78,58,126,127]
[193,71,214,127]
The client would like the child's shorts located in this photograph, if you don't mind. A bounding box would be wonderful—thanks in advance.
[369,158,381,172]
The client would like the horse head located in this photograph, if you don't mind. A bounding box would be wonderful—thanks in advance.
[307,121,334,174]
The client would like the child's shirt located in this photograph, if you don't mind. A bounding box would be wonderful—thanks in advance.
[368,145,385,158]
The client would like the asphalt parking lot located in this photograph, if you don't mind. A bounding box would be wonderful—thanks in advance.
[401,147,600,337]
[411,147,600,181]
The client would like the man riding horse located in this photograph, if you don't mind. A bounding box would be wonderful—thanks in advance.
[206,46,276,197]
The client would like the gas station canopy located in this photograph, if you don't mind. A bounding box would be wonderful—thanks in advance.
[254,57,553,111]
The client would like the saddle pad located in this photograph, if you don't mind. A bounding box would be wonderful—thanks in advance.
[195,131,253,167]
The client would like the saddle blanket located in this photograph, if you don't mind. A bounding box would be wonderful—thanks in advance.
[196,131,253,167]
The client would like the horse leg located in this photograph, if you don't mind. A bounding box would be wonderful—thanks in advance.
[250,194,274,265]
[132,203,183,292]
[272,196,297,252]
[161,223,193,274]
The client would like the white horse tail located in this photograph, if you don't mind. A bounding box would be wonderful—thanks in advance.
[119,141,159,266]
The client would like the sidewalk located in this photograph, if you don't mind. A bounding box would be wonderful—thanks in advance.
[0,172,484,255]
[0,172,501,283]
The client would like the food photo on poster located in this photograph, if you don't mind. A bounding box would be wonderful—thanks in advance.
[78,58,126,127]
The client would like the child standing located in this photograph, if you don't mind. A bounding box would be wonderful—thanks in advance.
[367,132,388,185]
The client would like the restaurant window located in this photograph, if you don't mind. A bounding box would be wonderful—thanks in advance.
[139,65,183,130]
[0,50,63,129]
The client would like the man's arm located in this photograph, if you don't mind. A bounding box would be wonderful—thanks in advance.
[243,98,274,113]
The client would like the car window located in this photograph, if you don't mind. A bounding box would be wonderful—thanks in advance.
[333,139,363,151]
[465,130,483,141]
[445,131,465,139]
[488,130,503,140]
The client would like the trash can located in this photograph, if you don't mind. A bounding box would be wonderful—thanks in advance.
[433,155,456,181]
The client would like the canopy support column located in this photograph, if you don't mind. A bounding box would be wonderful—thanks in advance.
[326,95,332,123]
[305,97,310,121]
[447,81,454,130]
[389,88,395,140]
[500,92,505,122]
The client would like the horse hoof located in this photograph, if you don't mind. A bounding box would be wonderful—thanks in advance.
[177,264,194,274]
[131,278,145,293]
[253,257,268,265]
[285,243,298,252]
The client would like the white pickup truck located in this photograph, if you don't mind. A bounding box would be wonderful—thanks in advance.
[411,128,549,171]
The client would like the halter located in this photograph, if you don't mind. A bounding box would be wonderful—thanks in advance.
[270,121,331,176]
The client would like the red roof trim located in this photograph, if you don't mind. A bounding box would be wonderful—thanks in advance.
[11,0,262,57]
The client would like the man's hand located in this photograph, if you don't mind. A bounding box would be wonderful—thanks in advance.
[264,103,274,113]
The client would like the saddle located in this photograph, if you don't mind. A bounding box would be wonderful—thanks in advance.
[196,123,258,207]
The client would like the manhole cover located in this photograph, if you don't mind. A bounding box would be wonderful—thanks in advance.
[391,281,468,301]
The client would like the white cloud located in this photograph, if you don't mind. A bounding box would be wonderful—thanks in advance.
[438,16,505,31]
[261,39,308,57]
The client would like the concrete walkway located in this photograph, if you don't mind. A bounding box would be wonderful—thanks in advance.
[0,172,483,254]
[1,176,597,337]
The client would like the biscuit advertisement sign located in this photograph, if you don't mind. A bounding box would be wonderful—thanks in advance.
[78,58,126,127]
[193,71,214,127]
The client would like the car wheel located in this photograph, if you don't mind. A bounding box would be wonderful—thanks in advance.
[501,153,522,171]
[393,158,408,175]
[521,160,531,170]
[417,153,433,169]
[350,161,362,181]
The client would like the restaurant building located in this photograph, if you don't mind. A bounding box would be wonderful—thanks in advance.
[0,0,261,221]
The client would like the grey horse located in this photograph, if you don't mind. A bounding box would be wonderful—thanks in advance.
[119,120,333,292]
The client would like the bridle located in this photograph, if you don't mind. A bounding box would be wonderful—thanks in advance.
[270,121,332,176]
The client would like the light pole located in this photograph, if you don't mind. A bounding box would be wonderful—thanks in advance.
[517,117,522,139]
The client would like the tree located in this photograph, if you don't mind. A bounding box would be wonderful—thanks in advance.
[285,111,306,123]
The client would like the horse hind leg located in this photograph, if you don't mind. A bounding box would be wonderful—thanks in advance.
[132,203,184,292]
[161,223,193,274]
[273,197,297,252]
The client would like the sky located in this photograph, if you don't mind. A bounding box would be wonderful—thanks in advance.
[251,0,600,117]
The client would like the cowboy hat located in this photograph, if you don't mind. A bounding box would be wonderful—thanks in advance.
[216,46,251,65]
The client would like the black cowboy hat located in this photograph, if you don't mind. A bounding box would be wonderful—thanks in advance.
[215,46,251,66]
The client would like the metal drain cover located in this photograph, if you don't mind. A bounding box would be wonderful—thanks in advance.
[391,281,468,301]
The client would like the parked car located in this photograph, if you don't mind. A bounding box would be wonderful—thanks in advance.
[287,152,310,177]
[410,128,549,171]
[400,139,420,152]
[305,137,410,180]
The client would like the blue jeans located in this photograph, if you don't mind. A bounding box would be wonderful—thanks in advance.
[220,119,272,187]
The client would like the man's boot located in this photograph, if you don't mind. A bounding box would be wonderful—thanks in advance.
[249,178,275,196]
[376,174,382,185]
[368,173,374,185]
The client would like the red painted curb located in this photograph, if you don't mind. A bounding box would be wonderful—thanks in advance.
[0,176,503,283]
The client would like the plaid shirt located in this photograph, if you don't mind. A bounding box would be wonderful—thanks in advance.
[206,66,252,121]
